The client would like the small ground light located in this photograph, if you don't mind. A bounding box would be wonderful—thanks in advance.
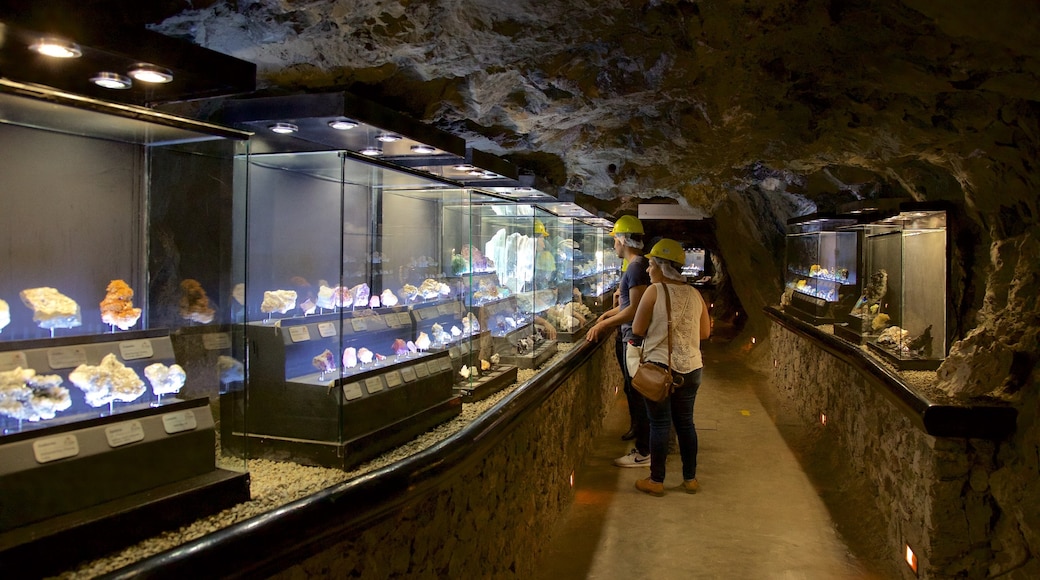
[773,359,778,368]
[569,471,574,487]
[751,337,756,344]
[820,413,827,426]
[905,544,918,575]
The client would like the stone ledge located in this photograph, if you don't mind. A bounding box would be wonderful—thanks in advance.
[764,306,1016,440]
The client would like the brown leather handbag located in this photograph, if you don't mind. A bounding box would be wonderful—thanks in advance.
[630,283,684,402]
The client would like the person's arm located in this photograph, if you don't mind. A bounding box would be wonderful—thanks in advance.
[698,289,711,340]
[631,283,658,338]
[586,284,646,341]
[534,315,557,340]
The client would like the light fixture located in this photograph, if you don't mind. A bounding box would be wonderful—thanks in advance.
[360,146,383,156]
[480,171,497,179]
[514,186,533,192]
[410,144,436,154]
[90,72,132,90]
[467,169,484,176]
[820,413,827,426]
[453,164,475,171]
[569,471,575,487]
[29,38,81,58]
[376,133,402,142]
[905,544,918,575]
[328,118,359,130]
[128,64,173,84]
[268,123,299,134]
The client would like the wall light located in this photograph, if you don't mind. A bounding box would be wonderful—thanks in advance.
[360,146,383,156]
[453,164,475,171]
[376,133,402,142]
[905,544,918,575]
[820,413,827,426]
[569,471,575,487]
[410,144,436,154]
[90,72,132,90]
[268,123,299,134]
[751,337,756,345]
[29,38,82,58]
[328,118,358,130]
[128,64,173,84]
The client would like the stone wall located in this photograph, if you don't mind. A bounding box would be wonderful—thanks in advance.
[267,341,620,578]
[769,324,1001,579]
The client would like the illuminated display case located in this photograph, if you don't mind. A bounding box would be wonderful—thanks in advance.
[783,215,860,324]
[858,205,950,370]
[0,83,250,569]
[571,220,622,313]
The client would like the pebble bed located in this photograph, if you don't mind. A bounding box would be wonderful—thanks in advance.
[57,344,575,579]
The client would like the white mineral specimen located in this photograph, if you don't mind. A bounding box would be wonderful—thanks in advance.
[144,363,187,396]
[316,285,336,310]
[342,347,358,369]
[351,283,370,305]
[415,332,431,351]
[357,347,374,365]
[459,365,471,379]
[0,298,9,333]
[0,367,71,421]
[261,290,297,314]
[380,289,399,307]
[19,287,82,329]
[231,283,246,306]
[218,356,244,383]
[69,353,145,407]
[450,325,462,338]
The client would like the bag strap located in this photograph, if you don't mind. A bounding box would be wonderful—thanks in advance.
[637,282,673,367]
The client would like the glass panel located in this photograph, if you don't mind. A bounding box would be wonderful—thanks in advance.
[783,217,860,324]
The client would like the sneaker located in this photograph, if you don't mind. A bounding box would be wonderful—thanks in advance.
[613,449,651,468]
[635,477,665,497]
[679,479,700,494]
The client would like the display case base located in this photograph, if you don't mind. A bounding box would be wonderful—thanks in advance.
[497,340,558,370]
[456,365,519,402]
[788,293,838,324]
[223,396,462,470]
[833,323,869,345]
[866,342,942,371]
[0,468,249,579]
[557,320,593,342]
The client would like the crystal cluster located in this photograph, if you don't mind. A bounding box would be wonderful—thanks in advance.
[180,279,215,324]
[0,367,72,421]
[100,279,142,330]
[69,353,146,407]
[19,287,82,330]
[144,362,187,396]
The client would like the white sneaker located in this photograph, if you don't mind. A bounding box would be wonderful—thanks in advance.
[614,449,651,468]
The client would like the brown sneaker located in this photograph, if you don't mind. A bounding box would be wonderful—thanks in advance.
[635,477,665,497]
[679,479,700,494]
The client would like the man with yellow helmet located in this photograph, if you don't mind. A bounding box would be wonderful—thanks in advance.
[587,214,652,467]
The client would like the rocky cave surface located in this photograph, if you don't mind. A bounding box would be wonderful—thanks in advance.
[58,0,1040,573]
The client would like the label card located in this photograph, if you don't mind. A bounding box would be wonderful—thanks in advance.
[119,340,155,361]
[342,382,364,401]
[105,420,145,447]
[351,318,369,332]
[384,371,403,388]
[47,347,87,370]
[400,366,418,382]
[317,322,337,338]
[414,363,430,378]
[33,434,79,463]
[288,326,311,342]
[162,410,198,434]
[364,376,384,394]
[202,332,231,350]
[0,351,27,372]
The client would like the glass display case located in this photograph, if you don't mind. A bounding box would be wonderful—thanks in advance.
[857,206,950,370]
[783,215,861,324]
[570,221,622,314]
[0,83,250,563]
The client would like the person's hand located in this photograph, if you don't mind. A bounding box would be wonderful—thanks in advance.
[586,322,604,342]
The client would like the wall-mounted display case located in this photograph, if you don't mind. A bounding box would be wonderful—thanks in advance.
[856,206,950,370]
[783,215,861,324]
[0,82,250,571]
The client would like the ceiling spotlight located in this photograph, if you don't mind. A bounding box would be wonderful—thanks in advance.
[481,171,498,179]
[468,169,484,176]
[360,146,383,156]
[514,186,534,192]
[376,133,402,142]
[128,64,173,84]
[328,118,359,130]
[90,72,132,90]
[29,38,82,58]
[269,122,299,134]
[453,164,475,171]
[410,144,436,154]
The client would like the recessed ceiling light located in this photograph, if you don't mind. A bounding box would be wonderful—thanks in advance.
[128,64,173,84]
[29,38,82,58]
[360,146,383,156]
[376,133,402,142]
[468,170,484,176]
[90,72,132,90]
[481,171,498,179]
[269,122,299,134]
[328,119,359,130]
[410,144,436,154]
[453,164,475,171]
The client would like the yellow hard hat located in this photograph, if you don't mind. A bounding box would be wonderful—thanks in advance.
[611,215,644,235]
[534,219,548,236]
[646,238,685,264]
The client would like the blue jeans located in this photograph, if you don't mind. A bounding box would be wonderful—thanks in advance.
[644,368,702,482]
[615,333,649,454]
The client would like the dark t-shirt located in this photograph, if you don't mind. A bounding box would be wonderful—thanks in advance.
[617,256,651,341]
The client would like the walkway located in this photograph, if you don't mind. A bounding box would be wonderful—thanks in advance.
[536,343,898,579]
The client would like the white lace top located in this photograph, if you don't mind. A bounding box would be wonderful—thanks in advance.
[641,282,704,374]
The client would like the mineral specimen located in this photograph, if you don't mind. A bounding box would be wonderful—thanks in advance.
[0,299,9,333]
[19,287,82,329]
[380,289,399,307]
[877,326,909,348]
[69,353,146,407]
[100,279,142,330]
[391,338,408,356]
[871,313,890,331]
[179,279,215,324]
[316,285,336,310]
[144,362,187,396]
[851,269,888,316]
[0,367,72,421]
[312,349,336,375]
[261,290,298,314]
[415,332,431,351]
[217,356,244,383]
[342,347,358,369]
[357,347,374,365]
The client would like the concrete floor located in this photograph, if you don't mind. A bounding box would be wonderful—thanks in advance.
[535,344,898,580]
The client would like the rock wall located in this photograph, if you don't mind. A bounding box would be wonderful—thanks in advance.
[769,323,1030,578]
[266,337,619,578]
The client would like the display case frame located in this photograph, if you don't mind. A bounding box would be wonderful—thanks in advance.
[783,214,861,325]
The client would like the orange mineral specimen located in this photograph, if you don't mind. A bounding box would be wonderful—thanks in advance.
[100,279,142,330]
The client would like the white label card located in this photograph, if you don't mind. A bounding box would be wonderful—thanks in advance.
[342,382,364,401]
[351,319,368,332]
[384,371,403,388]
[47,347,87,370]
[415,363,430,378]
[400,367,418,382]
[119,340,154,361]
[0,351,27,372]
[162,410,198,434]
[288,326,311,342]
[106,420,145,447]
[364,376,384,393]
[317,322,337,338]
[202,332,231,350]
[438,304,454,315]
[33,434,79,463]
